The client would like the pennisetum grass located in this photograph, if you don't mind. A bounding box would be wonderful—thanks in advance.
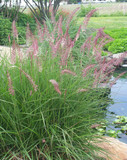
[0,7,127,160]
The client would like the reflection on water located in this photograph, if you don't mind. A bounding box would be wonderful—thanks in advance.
[109,79,127,116]
[108,68,127,143]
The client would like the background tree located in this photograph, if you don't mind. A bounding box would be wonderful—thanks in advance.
[0,0,5,9]
[24,0,62,23]
[0,0,23,21]
[68,0,79,4]
[116,0,127,1]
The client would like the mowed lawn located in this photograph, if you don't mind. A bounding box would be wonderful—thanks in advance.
[78,17,127,30]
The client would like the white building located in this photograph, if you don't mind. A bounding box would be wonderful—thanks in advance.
[82,0,116,3]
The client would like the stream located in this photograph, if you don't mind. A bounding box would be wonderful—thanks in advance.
[107,68,127,143]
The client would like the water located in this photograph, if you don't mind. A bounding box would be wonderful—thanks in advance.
[107,68,127,143]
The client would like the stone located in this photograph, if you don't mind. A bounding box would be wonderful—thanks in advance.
[96,136,127,160]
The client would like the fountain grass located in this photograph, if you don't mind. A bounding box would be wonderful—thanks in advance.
[0,9,126,159]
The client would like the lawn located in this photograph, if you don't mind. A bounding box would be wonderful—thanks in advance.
[78,17,127,30]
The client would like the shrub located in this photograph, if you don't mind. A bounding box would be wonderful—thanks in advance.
[16,12,36,32]
[0,16,27,45]
[0,7,19,20]
[108,39,127,54]
[0,7,36,31]
[78,5,99,17]
[103,41,113,51]
[0,7,36,45]
[1,9,126,159]
[104,29,127,54]
[0,17,12,45]
[101,51,108,56]
[104,29,127,39]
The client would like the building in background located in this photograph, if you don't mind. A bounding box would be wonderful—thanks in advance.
[82,0,116,3]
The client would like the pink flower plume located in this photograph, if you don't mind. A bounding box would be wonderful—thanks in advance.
[49,79,61,95]
[12,21,18,39]
[74,25,82,43]
[20,69,38,92]
[58,15,63,37]
[80,36,92,54]
[77,89,88,93]
[11,40,16,64]
[66,7,80,29]
[32,39,38,57]
[49,5,56,24]
[36,18,43,42]
[61,69,76,76]
[82,64,95,77]
[8,35,11,43]
[26,23,34,44]
[83,9,97,29]
[7,71,15,95]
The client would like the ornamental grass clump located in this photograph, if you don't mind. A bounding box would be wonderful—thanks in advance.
[0,8,127,160]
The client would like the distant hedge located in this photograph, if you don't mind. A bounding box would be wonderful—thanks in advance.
[78,5,98,17]
[0,17,12,45]
[0,8,36,45]
[0,8,36,31]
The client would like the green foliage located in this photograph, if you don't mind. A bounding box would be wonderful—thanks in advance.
[114,115,127,124]
[113,68,127,78]
[108,39,127,54]
[0,8,36,45]
[16,12,36,32]
[106,130,122,138]
[0,7,19,21]
[78,5,98,17]
[56,9,70,21]
[0,17,12,45]
[116,0,127,2]
[0,56,109,159]
[0,16,27,45]
[121,124,127,133]
[68,0,79,4]
[94,115,127,138]
[17,26,26,45]
[0,7,36,31]
[0,45,109,160]
[112,115,127,135]
[104,28,127,39]
[101,51,108,56]
[104,29,127,54]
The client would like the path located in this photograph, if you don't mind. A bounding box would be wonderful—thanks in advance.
[0,45,11,58]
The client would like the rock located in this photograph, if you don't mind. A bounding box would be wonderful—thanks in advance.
[96,136,127,160]
[121,64,127,68]
[112,53,125,59]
